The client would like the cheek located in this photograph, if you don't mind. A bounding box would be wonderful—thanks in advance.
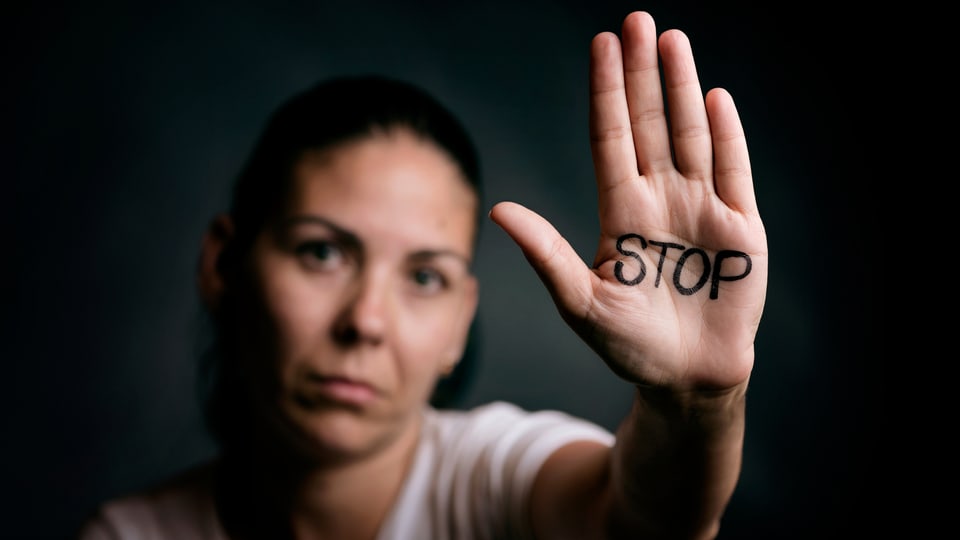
[256,269,339,362]
[393,298,468,373]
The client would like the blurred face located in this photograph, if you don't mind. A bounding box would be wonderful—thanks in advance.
[242,128,478,460]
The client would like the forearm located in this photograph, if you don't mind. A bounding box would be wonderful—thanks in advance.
[606,380,748,540]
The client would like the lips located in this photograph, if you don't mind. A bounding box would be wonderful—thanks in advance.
[295,374,380,408]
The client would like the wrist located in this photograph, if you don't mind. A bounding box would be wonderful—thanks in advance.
[631,378,749,422]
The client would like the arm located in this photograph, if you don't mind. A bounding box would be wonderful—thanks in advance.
[489,11,767,540]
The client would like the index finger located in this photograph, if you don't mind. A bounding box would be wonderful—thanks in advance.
[589,31,639,191]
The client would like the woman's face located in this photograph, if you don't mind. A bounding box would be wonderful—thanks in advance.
[242,128,478,459]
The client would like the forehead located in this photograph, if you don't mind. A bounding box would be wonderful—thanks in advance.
[285,129,478,257]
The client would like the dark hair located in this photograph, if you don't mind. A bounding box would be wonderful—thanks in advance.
[225,75,481,267]
[202,76,482,453]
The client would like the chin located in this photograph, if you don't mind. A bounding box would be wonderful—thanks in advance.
[281,404,402,462]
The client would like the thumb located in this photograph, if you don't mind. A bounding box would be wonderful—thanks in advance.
[488,201,593,318]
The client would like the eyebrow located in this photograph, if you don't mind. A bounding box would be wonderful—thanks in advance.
[282,215,473,267]
[283,215,362,253]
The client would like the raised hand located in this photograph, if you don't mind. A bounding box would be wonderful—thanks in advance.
[490,11,767,392]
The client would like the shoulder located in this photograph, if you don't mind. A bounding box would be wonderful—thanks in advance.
[399,402,613,538]
[77,460,224,540]
[423,401,613,478]
[425,401,615,451]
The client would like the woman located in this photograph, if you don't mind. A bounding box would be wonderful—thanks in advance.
[79,11,767,539]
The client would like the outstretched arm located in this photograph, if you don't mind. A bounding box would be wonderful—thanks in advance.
[490,11,768,540]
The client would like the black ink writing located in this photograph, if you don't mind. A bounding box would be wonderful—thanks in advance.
[614,234,646,286]
[614,234,751,299]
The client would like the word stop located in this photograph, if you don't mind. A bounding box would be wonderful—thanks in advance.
[613,233,751,300]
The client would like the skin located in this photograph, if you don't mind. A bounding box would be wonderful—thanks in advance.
[492,11,767,540]
[199,10,767,540]
[246,129,478,461]
[200,128,479,539]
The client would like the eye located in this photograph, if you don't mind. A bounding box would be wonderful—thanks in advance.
[410,267,447,294]
[295,240,344,271]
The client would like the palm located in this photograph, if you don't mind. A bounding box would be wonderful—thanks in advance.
[491,12,767,391]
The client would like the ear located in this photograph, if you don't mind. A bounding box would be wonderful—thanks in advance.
[440,276,479,376]
[197,214,235,312]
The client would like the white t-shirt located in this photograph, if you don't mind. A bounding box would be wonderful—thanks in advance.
[78,401,615,540]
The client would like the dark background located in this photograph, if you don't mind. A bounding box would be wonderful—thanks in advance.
[4,1,884,538]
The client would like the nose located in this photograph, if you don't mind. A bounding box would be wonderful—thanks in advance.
[333,270,388,346]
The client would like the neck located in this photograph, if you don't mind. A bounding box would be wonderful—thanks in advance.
[216,410,424,540]
[291,418,421,540]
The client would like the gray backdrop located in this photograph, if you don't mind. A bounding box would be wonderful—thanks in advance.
[4,1,883,538]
